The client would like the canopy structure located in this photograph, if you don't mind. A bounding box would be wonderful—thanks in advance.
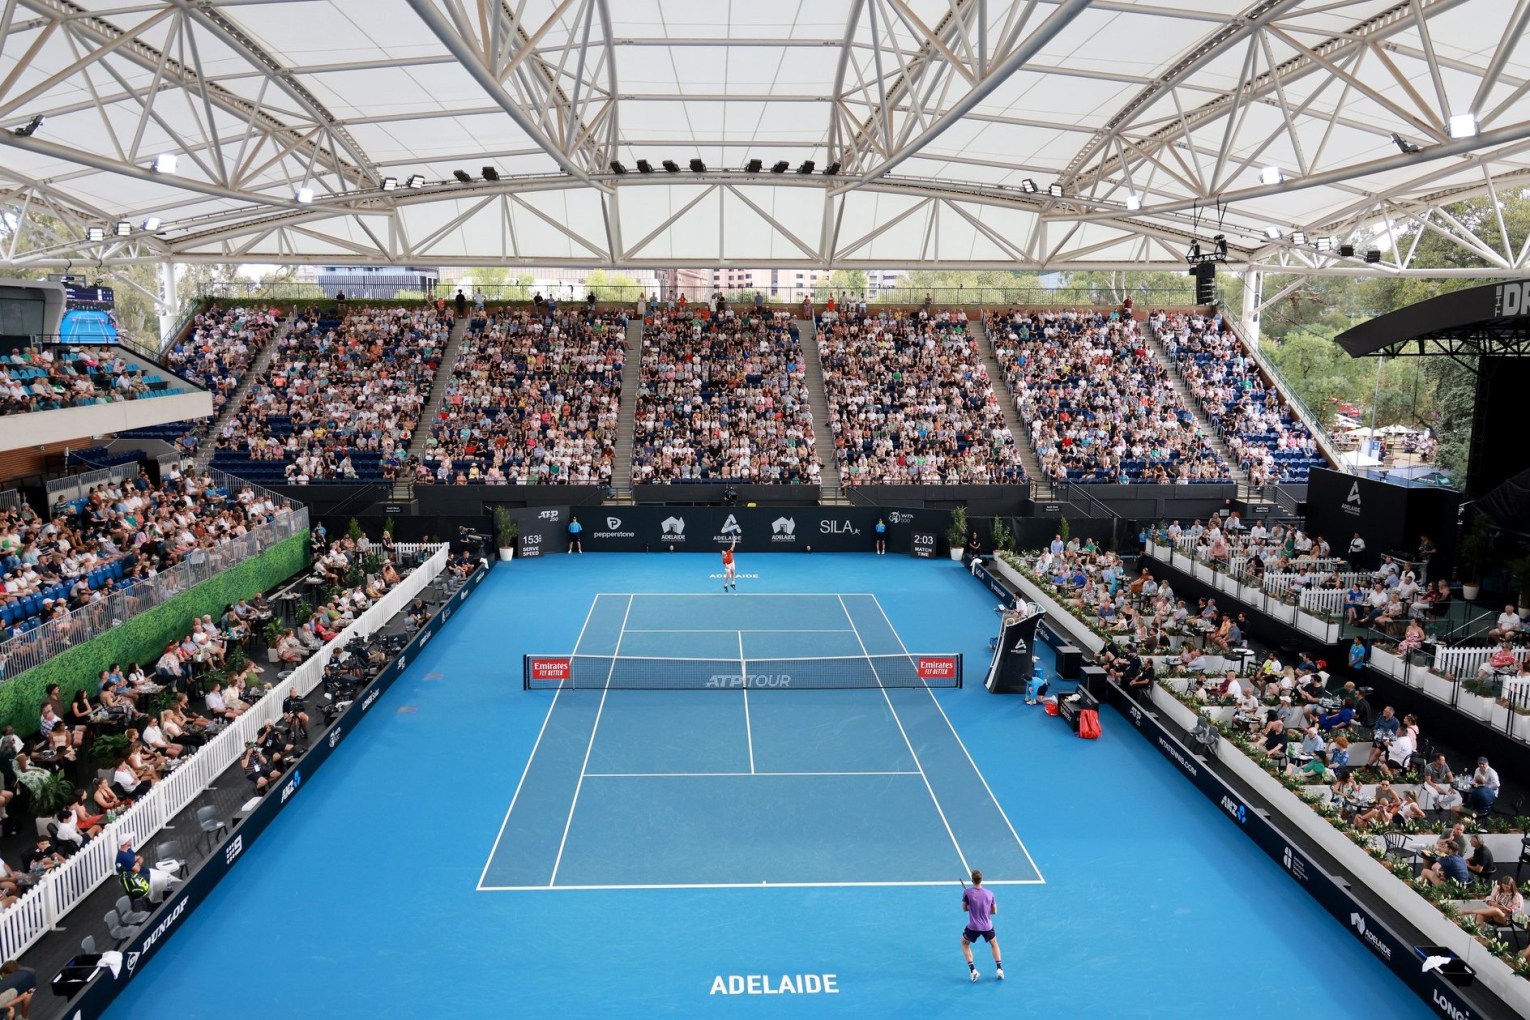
[1335,279,1530,357]
[2,0,1530,272]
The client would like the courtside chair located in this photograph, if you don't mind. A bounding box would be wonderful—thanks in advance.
[116,894,149,926]
[80,935,97,955]
[154,838,185,876]
[196,806,228,856]
[104,908,140,947]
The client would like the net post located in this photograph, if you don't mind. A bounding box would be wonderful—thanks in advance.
[956,652,963,689]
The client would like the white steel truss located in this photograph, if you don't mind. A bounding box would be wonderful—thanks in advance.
[0,0,1526,274]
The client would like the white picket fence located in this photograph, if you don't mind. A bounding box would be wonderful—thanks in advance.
[1263,571,1370,600]
[1431,645,1497,679]
[0,544,449,962]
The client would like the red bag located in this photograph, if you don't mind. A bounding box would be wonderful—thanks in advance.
[1043,699,1060,716]
[1078,709,1101,739]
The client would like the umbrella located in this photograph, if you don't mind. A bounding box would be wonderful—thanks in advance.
[1378,424,1416,435]
[1345,426,1376,437]
[1339,450,1383,467]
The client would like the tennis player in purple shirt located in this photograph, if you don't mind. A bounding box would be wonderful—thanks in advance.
[961,869,1003,982]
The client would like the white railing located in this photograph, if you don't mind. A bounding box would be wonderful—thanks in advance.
[1431,645,1496,679]
[0,543,448,962]
[0,508,309,679]
[1297,588,1348,615]
[1263,571,1370,599]
[46,461,140,499]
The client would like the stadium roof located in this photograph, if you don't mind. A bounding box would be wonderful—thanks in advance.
[2,0,1530,272]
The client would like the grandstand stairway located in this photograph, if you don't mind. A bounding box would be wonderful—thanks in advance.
[795,317,845,503]
[397,314,472,493]
[1140,320,1251,495]
[193,308,299,472]
[970,316,1046,492]
[606,316,643,502]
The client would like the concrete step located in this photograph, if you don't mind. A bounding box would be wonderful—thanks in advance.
[971,315,1046,492]
[795,317,842,493]
[404,315,471,466]
[610,317,642,491]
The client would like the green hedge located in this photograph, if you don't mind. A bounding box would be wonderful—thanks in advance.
[0,532,310,734]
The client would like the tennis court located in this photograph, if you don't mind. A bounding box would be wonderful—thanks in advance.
[100,552,1435,1020]
[480,592,1041,889]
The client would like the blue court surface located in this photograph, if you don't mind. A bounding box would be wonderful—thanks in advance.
[102,553,1434,1020]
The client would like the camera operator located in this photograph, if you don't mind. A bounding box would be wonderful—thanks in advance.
[407,598,430,629]
[282,686,310,741]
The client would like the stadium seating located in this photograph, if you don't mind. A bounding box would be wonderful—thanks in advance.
[819,310,1025,485]
[1,345,187,415]
[210,307,445,483]
[421,308,625,484]
[986,309,1230,484]
[633,310,820,483]
[1152,310,1327,484]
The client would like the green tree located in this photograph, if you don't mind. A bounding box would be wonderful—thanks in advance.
[875,269,1048,305]
[826,268,869,296]
[1059,269,1196,306]
[583,269,644,302]
[1263,326,1371,421]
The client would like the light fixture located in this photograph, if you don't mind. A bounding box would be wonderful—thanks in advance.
[141,216,161,231]
[689,159,706,173]
[745,159,762,173]
[771,161,789,174]
[1259,166,1285,186]
[151,154,178,174]
[380,177,399,191]
[1047,182,1064,198]
[1186,240,1201,261]
[481,166,499,181]
[405,174,425,189]
[1263,226,1283,239]
[1365,249,1382,264]
[1019,179,1037,193]
[114,221,131,237]
[1339,243,1355,258]
[636,160,654,174]
[797,160,815,174]
[86,226,105,242]
[662,160,680,173]
[824,162,841,176]
[1449,113,1477,139]
[13,115,43,138]
[1290,231,1307,245]
[1315,237,1334,253]
[1125,193,1141,210]
[295,187,314,204]
[1390,133,1421,154]
[609,161,627,174]
[453,169,472,183]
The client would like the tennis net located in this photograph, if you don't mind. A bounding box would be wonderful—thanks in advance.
[523,652,962,690]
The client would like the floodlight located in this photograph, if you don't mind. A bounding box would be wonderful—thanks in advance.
[141,216,162,232]
[745,159,762,173]
[1259,166,1284,186]
[771,161,789,174]
[380,177,399,191]
[152,154,178,174]
[1339,243,1355,258]
[1186,240,1201,261]
[1391,133,1421,154]
[1365,249,1382,264]
[1449,113,1477,139]
[662,160,680,173]
[1019,179,1037,193]
[1213,234,1228,259]
[1314,237,1334,253]
[797,160,815,174]
[295,187,314,204]
[689,159,706,173]
[114,221,132,237]
[1124,193,1141,210]
[1047,182,1064,198]
[636,160,654,174]
[824,162,841,176]
[13,115,43,138]
[482,167,499,181]
[610,161,627,174]
[453,169,472,183]
[86,226,105,242]
[405,174,425,189]
[1290,231,1307,245]
[1264,226,1282,240]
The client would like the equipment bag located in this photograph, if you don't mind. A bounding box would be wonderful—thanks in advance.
[1077,709,1101,739]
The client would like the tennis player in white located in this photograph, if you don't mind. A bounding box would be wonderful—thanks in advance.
[721,538,737,592]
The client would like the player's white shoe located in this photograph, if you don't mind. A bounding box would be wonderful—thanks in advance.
[969,969,979,983]
[996,967,1004,981]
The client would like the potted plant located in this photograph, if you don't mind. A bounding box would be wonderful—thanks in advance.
[946,505,968,561]
[88,733,131,769]
[494,507,518,562]
[991,516,1015,554]
[1459,515,1496,602]
[262,618,286,663]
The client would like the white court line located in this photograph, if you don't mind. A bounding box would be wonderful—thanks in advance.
[837,594,971,877]
[622,629,856,633]
[475,594,606,891]
[548,594,633,886]
[863,594,1047,885]
[739,630,755,775]
[481,878,1046,892]
[595,592,877,597]
[582,771,922,778]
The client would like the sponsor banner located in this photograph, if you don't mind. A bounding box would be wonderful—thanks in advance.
[572,506,948,554]
[530,657,572,682]
[916,656,957,681]
[67,565,488,1019]
[1115,681,1482,1020]
[968,559,1016,608]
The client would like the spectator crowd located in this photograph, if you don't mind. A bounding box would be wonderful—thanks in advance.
[2,346,184,415]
